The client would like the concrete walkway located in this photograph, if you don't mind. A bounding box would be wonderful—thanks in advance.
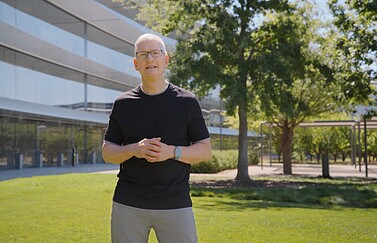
[190,163,377,180]
[0,163,376,182]
[0,163,119,181]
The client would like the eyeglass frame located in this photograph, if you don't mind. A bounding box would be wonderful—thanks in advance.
[135,49,165,59]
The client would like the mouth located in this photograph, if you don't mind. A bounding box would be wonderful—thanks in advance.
[146,66,157,69]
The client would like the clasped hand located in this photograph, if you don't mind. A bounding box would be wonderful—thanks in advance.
[136,137,172,163]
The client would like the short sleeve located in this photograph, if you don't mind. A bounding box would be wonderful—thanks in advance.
[104,100,124,145]
[188,98,210,143]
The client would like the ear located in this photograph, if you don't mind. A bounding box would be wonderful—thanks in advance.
[133,58,139,71]
[164,55,170,68]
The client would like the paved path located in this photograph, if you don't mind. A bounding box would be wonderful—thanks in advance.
[0,163,376,182]
[0,163,119,181]
[190,163,377,180]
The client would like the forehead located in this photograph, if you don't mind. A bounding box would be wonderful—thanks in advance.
[136,38,163,51]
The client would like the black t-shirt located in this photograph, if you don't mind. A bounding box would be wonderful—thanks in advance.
[104,83,210,209]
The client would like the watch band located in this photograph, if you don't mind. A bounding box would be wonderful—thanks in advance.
[174,146,182,160]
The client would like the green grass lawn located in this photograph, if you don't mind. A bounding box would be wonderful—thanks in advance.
[0,174,376,242]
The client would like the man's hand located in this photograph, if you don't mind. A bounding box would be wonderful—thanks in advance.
[135,137,174,163]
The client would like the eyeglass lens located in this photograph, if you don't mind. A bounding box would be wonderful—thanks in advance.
[136,50,164,59]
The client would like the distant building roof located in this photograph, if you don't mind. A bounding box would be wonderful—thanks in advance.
[207,126,260,137]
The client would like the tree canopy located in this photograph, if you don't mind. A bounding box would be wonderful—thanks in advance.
[250,2,345,174]
[115,0,376,178]
[329,0,376,104]
[123,0,293,180]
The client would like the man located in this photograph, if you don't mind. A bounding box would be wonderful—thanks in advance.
[102,33,212,243]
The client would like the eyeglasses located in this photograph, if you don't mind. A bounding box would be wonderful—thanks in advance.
[135,50,165,59]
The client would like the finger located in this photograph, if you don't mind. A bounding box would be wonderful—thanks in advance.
[146,156,160,163]
[149,139,163,147]
[145,149,160,158]
[148,144,162,153]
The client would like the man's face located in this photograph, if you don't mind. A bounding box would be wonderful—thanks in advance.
[133,39,169,80]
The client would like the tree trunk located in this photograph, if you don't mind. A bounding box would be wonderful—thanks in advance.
[281,120,293,175]
[321,153,331,179]
[236,98,250,181]
[341,153,346,162]
[330,153,338,163]
[315,152,321,163]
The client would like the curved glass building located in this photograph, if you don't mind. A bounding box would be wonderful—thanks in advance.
[0,0,228,170]
[0,0,173,169]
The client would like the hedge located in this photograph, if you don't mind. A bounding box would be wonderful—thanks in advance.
[191,149,259,173]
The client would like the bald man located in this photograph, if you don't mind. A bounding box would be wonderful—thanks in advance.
[102,33,211,243]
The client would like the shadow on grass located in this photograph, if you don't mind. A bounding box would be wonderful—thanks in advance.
[190,177,377,209]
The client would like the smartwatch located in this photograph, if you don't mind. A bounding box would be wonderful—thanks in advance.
[174,146,182,160]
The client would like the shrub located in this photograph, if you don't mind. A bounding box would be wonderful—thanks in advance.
[249,152,260,165]
[191,149,260,173]
[191,150,238,173]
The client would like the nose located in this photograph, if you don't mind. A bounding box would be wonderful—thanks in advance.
[146,53,154,60]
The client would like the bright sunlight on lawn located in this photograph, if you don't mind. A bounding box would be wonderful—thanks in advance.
[0,174,376,242]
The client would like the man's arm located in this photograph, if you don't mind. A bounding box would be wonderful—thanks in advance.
[178,138,212,165]
[102,141,138,164]
[102,138,212,165]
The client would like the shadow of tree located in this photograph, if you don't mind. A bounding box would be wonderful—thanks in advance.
[190,177,377,209]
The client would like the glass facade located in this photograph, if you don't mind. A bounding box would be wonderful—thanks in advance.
[0,0,138,169]
[0,57,122,108]
[0,60,85,106]
[0,116,104,169]
[0,0,223,170]
[0,1,137,75]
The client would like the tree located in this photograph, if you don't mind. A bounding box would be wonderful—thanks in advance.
[251,3,343,174]
[329,0,376,104]
[368,131,377,162]
[270,126,283,163]
[117,0,292,180]
[329,0,377,169]
[116,0,374,177]
[311,128,326,164]
[327,127,350,163]
[294,128,314,162]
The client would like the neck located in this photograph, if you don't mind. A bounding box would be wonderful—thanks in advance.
[141,79,169,95]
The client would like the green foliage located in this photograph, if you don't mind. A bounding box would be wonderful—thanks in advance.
[299,126,351,163]
[248,152,260,165]
[294,128,314,161]
[252,3,340,122]
[191,149,260,173]
[115,0,376,176]
[117,0,295,179]
[329,0,377,104]
[249,2,347,174]
[191,150,238,173]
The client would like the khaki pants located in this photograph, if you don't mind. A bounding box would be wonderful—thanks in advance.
[111,201,198,243]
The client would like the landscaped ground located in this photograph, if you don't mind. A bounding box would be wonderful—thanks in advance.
[0,173,376,242]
